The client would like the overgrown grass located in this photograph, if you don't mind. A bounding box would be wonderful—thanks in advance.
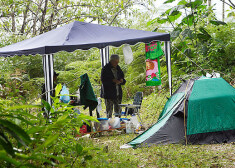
[76,134,234,167]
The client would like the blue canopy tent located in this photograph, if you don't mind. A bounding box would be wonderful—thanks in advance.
[0,21,171,109]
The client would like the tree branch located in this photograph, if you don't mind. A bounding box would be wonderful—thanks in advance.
[109,0,132,26]
[228,0,235,8]
[56,4,100,11]
[32,0,43,35]
[219,0,235,9]
[20,1,30,34]
[0,19,10,32]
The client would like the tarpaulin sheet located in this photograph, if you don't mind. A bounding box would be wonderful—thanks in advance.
[187,77,235,135]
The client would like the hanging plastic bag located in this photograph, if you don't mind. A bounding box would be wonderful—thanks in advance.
[123,44,133,65]
[60,85,70,103]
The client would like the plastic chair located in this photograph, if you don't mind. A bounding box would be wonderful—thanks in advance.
[125,92,143,115]
[119,92,143,123]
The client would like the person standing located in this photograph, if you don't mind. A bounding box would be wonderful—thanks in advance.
[101,54,126,118]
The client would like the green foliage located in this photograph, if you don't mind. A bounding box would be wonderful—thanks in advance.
[57,59,101,95]
[148,0,235,88]
[0,85,98,167]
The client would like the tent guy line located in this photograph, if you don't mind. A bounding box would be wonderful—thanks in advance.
[172,45,207,73]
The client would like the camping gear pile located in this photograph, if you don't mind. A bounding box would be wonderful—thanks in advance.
[58,73,143,136]
[93,115,141,133]
[122,76,235,148]
[87,91,144,134]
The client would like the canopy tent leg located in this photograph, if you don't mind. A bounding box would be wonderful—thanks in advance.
[42,54,54,117]
[100,46,110,67]
[100,46,109,99]
[164,41,172,95]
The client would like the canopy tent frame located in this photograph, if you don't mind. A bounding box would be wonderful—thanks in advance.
[0,21,172,116]
[42,54,54,106]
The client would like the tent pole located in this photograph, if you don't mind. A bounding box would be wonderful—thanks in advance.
[165,41,172,95]
[42,54,54,118]
[100,47,109,99]
[100,48,105,67]
[100,46,110,68]
[42,55,47,103]
[49,54,54,103]
[105,46,109,63]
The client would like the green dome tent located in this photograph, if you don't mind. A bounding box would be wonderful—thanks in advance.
[123,76,235,148]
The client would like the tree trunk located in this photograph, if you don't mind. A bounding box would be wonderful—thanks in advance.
[20,2,30,34]
[39,0,49,34]
[11,4,16,33]
[33,0,43,36]
[47,0,59,31]
[222,0,225,21]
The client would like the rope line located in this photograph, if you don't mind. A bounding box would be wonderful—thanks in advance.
[172,45,207,73]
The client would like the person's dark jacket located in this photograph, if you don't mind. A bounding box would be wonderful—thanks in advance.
[101,62,126,99]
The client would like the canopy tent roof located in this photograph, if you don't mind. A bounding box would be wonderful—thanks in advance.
[0,21,170,57]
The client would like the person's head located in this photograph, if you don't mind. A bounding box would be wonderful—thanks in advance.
[110,54,120,67]
[53,71,59,81]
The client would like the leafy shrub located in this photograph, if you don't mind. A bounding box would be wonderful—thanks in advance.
[0,84,98,167]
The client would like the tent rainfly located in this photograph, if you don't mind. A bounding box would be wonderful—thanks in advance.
[0,21,171,111]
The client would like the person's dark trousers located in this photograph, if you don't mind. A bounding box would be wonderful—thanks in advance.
[105,98,121,118]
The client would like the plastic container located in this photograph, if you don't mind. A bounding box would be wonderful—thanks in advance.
[126,120,135,134]
[109,117,121,129]
[130,115,140,130]
[96,118,109,131]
